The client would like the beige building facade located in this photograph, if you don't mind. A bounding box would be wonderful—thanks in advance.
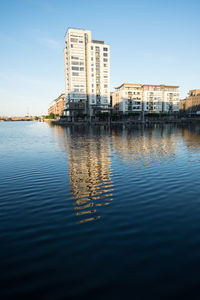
[112,83,180,113]
[48,93,66,116]
[180,90,200,114]
[63,28,110,117]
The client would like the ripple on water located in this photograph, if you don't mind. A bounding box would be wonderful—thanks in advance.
[1,123,200,299]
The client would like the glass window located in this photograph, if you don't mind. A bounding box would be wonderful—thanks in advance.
[103,53,108,57]
[103,47,108,51]
[72,67,79,71]
[103,58,108,62]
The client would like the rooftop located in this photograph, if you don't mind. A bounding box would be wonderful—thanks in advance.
[115,83,179,90]
[92,40,104,44]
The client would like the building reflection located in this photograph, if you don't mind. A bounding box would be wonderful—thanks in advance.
[111,126,177,164]
[50,124,200,223]
[53,126,113,224]
[178,126,200,150]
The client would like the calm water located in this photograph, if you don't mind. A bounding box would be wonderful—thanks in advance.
[1,122,200,299]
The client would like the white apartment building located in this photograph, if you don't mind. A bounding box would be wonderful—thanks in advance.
[63,28,110,117]
[112,83,180,113]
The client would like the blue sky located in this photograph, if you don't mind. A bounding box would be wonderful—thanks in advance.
[0,0,200,116]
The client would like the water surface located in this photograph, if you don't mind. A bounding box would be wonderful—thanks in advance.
[1,122,200,299]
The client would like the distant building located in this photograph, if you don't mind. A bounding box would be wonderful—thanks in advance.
[48,93,65,116]
[63,28,110,118]
[112,83,180,114]
[180,90,200,115]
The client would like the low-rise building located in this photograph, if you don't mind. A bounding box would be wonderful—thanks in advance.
[112,83,180,114]
[180,90,200,114]
[48,93,66,116]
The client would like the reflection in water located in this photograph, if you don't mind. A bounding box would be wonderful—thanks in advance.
[111,126,178,166]
[178,126,200,150]
[50,124,200,224]
[2,122,200,299]
[53,126,113,224]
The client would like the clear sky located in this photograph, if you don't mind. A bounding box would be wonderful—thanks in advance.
[0,0,200,116]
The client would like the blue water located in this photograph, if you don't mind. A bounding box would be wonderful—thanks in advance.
[1,121,200,299]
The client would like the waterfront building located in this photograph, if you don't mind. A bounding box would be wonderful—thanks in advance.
[180,90,200,115]
[48,93,66,116]
[63,28,110,118]
[112,83,180,114]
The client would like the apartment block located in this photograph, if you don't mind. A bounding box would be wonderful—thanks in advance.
[48,93,66,116]
[180,90,200,114]
[112,83,180,113]
[63,28,110,117]
[86,40,110,110]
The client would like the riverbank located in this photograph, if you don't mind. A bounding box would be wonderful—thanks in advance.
[47,117,200,127]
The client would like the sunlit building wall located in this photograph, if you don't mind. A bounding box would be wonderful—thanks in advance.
[112,84,143,112]
[180,90,200,114]
[64,28,110,117]
[112,83,180,113]
[86,40,110,115]
[48,93,66,116]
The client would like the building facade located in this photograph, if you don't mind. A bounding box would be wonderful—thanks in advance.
[112,83,180,114]
[48,93,66,116]
[63,28,110,117]
[180,90,200,114]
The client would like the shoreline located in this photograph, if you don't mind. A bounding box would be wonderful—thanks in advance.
[48,118,200,127]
